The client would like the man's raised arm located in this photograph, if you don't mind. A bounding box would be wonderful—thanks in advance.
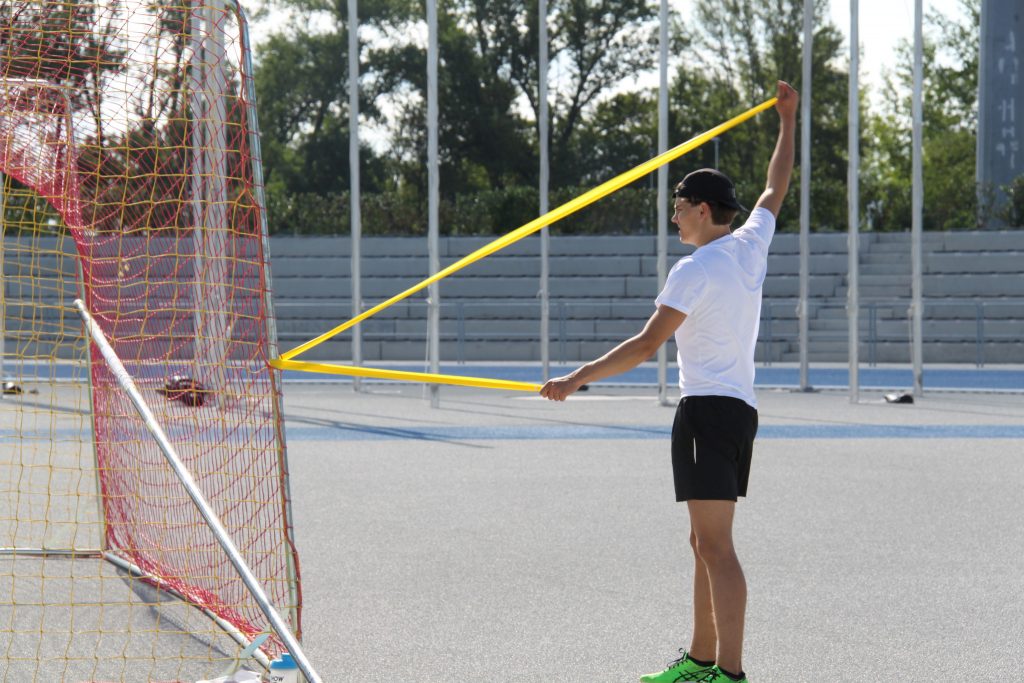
[754,81,799,217]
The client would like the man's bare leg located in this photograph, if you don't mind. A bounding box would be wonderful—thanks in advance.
[687,500,746,676]
[688,528,717,663]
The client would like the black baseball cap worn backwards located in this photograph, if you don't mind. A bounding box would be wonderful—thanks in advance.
[673,168,748,212]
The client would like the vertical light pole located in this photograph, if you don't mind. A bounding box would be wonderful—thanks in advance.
[798,0,813,390]
[847,0,860,403]
[190,1,229,397]
[539,0,550,381]
[910,0,924,397]
[0,171,5,391]
[348,0,363,391]
[427,0,440,407]
[656,0,670,406]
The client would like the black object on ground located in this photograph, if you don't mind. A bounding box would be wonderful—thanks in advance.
[158,375,210,407]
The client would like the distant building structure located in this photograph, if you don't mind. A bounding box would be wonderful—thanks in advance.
[977,0,1023,227]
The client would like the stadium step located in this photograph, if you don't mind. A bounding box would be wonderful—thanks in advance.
[5,231,1024,364]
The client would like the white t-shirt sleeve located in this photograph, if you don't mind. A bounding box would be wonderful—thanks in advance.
[655,257,708,315]
[732,207,776,254]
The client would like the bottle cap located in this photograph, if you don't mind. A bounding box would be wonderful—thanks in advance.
[270,652,298,669]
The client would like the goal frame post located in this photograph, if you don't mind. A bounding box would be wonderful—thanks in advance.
[73,297,320,683]
[0,0,301,675]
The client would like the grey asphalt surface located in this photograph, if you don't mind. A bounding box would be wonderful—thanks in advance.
[282,384,1024,683]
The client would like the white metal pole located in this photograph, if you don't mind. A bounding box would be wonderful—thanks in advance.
[207,0,229,395]
[539,0,550,381]
[847,0,860,403]
[975,1,988,226]
[427,0,440,408]
[910,0,924,397]
[0,171,5,389]
[657,0,670,406]
[189,5,207,386]
[191,2,229,397]
[232,0,300,628]
[348,0,363,391]
[798,0,813,391]
[73,299,323,683]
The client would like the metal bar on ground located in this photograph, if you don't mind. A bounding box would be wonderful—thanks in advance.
[103,552,273,671]
[73,299,322,683]
[0,548,102,557]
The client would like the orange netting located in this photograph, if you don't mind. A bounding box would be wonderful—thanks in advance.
[0,2,297,677]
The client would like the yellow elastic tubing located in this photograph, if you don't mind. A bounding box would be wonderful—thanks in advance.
[269,358,542,392]
[273,96,779,391]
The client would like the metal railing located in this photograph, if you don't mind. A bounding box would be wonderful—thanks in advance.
[759,298,1022,367]
[275,297,1023,367]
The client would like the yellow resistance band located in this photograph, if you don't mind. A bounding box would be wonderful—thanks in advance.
[273,96,778,391]
[269,358,543,392]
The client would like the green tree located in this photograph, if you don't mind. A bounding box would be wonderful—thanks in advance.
[0,1,132,231]
[670,0,849,232]
[253,0,415,233]
[374,0,657,195]
[863,0,979,230]
[254,0,661,233]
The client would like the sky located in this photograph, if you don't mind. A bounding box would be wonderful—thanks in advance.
[252,0,969,92]
[824,0,964,91]
[249,0,972,148]
[661,0,966,94]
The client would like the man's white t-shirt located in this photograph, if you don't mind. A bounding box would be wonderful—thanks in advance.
[654,207,776,408]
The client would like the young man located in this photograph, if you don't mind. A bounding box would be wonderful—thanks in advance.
[540,81,798,683]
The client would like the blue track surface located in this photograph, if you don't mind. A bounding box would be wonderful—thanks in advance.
[280,364,1024,392]
[11,362,1022,391]
[6,422,1024,443]
[278,422,1024,441]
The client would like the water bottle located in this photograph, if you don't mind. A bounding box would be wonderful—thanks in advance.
[266,652,299,683]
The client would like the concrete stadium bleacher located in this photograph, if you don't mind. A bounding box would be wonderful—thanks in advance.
[268,230,1024,364]
[3,229,1023,364]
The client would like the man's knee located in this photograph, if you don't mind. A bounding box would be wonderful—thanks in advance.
[692,535,737,568]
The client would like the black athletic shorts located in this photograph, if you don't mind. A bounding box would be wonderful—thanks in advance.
[671,395,759,502]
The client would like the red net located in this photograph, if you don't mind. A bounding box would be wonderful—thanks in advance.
[0,0,298,668]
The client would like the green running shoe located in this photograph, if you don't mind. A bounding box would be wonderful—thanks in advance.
[703,666,748,683]
[639,650,716,682]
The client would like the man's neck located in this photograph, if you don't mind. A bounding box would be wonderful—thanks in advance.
[693,225,730,248]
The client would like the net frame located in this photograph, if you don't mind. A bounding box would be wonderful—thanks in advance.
[0,1,299,679]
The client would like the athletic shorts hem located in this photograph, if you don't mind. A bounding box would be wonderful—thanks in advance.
[676,493,745,503]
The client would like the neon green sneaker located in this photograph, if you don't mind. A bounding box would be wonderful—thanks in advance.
[639,650,716,682]
[704,666,748,683]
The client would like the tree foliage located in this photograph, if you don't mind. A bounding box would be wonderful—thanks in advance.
[669,0,848,232]
[864,0,980,230]
[251,0,983,235]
